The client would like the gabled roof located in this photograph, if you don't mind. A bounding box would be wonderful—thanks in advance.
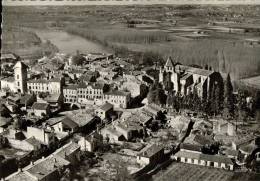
[165,57,175,67]
[60,117,78,129]
[20,94,35,105]
[175,150,233,165]
[139,144,164,158]
[99,102,113,112]
[32,102,49,110]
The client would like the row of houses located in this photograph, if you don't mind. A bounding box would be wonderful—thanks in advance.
[6,142,80,181]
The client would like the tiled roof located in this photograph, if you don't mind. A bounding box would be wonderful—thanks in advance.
[104,90,130,96]
[1,76,15,82]
[25,137,42,147]
[32,102,49,110]
[60,117,79,129]
[180,143,202,152]
[53,142,80,159]
[175,150,233,165]
[99,102,113,111]
[26,156,69,180]
[139,144,163,158]
[20,94,35,105]
[6,171,36,181]
[177,65,213,77]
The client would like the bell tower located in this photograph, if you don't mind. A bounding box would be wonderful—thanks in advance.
[14,61,28,94]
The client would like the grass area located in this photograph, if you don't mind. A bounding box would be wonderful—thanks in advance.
[153,162,260,181]
[1,28,59,59]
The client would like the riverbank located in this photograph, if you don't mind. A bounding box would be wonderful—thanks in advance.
[1,28,59,60]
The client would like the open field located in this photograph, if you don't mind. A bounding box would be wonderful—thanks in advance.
[2,5,260,79]
[153,162,260,181]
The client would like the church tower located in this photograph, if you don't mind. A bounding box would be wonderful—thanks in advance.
[14,61,28,94]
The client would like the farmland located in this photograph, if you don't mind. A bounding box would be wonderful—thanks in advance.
[2,5,260,79]
[153,162,260,181]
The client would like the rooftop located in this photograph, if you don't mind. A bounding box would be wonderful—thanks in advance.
[175,150,233,165]
[104,90,130,96]
[25,156,70,180]
[177,65,213,77]
[32,102,49,110]
[53,142,80,159]
[139,144,164,158]
[99,102,113,112]
[60,117,79,129]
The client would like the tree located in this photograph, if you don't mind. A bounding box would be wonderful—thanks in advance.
[255,91,260,123]
[224,74,235,118]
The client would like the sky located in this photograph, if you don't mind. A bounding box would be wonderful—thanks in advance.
[2,0,260,6]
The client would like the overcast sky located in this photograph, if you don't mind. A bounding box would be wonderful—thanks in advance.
[3,0,260,6]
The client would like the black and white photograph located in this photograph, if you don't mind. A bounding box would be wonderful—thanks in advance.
[1,0,260,180]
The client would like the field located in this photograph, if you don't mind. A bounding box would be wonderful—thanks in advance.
[153,162,260,181]
[2,5,260,79]
[1,28,58,59]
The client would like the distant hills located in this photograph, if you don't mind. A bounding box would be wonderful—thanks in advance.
[3,0,260,6]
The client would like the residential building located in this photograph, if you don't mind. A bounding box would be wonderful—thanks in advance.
[103,90,131,108]
[20,94,36,107]
[63,83,104,104]
[174,150,234,171]
[46,116,79,134]
[78,133,103,152]
[31,102,51,117]
[27,127,55,145]
[27,77,64,95]
[95,102,114,120]
[137,144,164,166]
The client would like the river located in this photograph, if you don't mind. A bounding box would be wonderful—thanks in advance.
[32,29,112,55]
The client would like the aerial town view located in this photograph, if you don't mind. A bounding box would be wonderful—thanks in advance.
[1,0,260,181]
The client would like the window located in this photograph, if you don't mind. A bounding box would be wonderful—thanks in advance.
[17,75,19,79]
[17,82,20,86]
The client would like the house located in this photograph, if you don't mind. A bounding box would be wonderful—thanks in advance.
[20,94,36,107]
[103,90,131,109]
[232,135,256,150]
[115,121,142,141]
[31,102,51,117]
[6,155,70,181]
[46,116,79,134]
[137,144,164,166]
[44,93,63,112]
[101,127,125,143]
[173,150,234,171]
[23,137,42,151]
[78,133,103,152]
[95,102,114,120]
[63,84,78,104]
[27,127,55,146]
[52,141,80,165]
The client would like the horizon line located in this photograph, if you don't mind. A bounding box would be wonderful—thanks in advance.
[3,0,260,6]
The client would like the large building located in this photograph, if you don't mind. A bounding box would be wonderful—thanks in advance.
[27,77,64,94]
[103,90,131,109]
[159,57,223,99]
[63,83,104,104]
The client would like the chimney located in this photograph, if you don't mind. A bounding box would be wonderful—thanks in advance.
[30,161,34,165]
